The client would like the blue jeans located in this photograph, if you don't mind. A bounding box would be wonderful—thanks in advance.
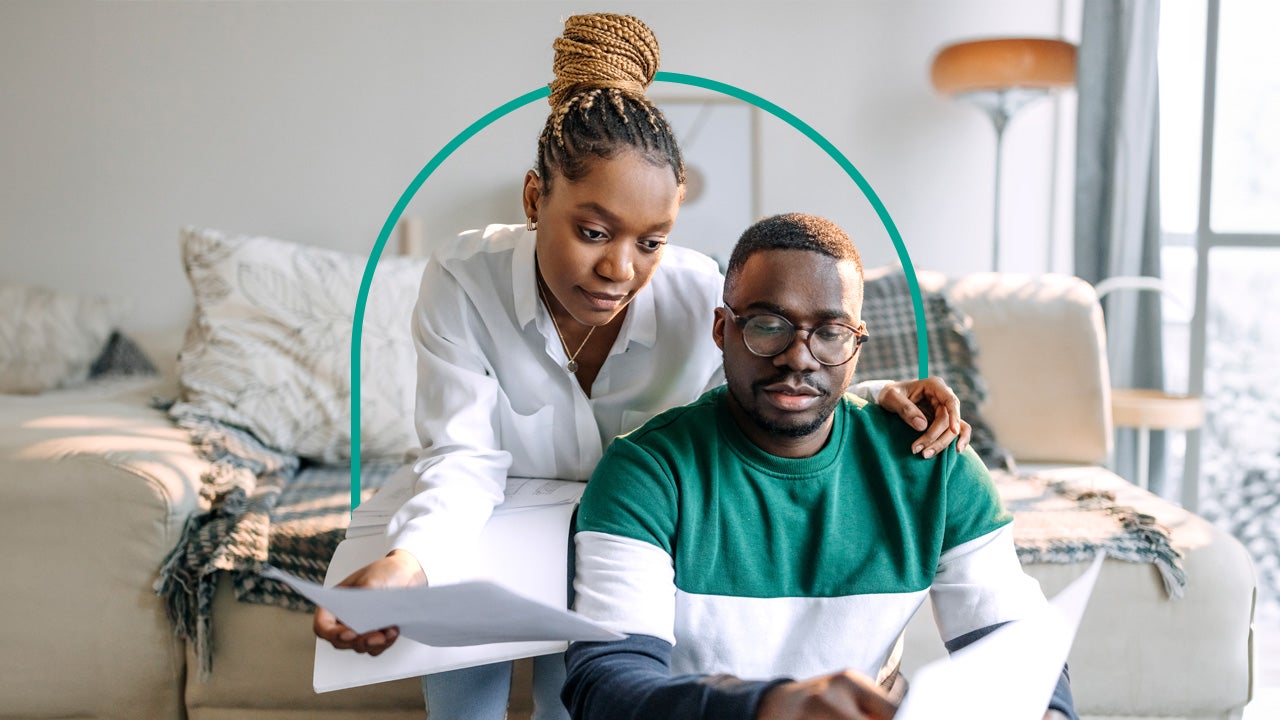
[422,653,568,720]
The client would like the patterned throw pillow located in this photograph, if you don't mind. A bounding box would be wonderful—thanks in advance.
[858,269,1014,471]
[0,284,124,394]
[168,227,428,464]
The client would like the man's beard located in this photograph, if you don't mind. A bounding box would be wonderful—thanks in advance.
[732,372,841,438]
[751,408,832,438]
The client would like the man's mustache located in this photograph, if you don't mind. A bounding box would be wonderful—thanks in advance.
[752,372,829,397]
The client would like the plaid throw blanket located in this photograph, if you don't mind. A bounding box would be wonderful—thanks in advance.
[997,470,1186,599]
[152,412,403,678]
[155,418,1186,676]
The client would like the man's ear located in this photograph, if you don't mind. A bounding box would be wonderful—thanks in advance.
[712,307,728,351]
[522,170,541,220]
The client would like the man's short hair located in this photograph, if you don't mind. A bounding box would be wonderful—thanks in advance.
[723,213,864,296]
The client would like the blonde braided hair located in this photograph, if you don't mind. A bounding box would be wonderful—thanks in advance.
[548,13,657,108]
[535,13,684,190]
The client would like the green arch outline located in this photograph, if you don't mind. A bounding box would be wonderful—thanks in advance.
[349,71,928,510]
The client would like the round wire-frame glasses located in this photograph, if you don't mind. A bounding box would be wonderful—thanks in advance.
[723,306,869,366]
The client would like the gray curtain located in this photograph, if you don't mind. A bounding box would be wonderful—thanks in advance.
[1074,0,1166,492]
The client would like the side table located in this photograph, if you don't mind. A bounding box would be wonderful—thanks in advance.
[1110,388,1205,493]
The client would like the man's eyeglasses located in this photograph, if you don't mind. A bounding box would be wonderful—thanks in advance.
[723,306,869,366]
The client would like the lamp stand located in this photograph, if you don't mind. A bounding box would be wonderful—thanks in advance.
[957,88,1051,272]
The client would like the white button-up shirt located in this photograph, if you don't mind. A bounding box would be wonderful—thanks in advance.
[386,224,881,582]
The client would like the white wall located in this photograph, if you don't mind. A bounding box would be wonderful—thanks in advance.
[0,0,1078,374]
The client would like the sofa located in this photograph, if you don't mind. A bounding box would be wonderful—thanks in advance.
[0,243,1257,719]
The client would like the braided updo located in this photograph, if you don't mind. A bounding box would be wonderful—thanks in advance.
[536,13,685,191]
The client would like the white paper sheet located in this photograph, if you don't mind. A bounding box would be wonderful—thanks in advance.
[895,553,1105,720]
[265,568,621,646]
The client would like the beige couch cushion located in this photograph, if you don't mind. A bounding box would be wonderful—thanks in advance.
[944,272,1113,466]
[0,378,204,720]
[184,581,425,720]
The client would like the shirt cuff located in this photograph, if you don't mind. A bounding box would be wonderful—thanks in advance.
[850,379,893,404]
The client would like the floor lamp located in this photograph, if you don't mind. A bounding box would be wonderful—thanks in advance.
[930,38,1076,271]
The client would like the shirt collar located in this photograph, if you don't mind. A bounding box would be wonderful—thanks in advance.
[513,227,539,328]
[624,270,658,348]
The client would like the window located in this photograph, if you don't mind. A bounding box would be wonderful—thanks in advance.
[1210,1,1280,233]
[1158,0,1280,624]
[1156,0,1207,496]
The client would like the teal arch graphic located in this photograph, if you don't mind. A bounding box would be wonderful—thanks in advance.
[349,71,929,510]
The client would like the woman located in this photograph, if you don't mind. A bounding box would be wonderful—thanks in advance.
[314,13,969,720]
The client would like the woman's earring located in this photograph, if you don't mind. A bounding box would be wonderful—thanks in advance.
[526,217,538,232]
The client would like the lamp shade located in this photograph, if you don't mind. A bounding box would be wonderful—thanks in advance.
[930,38,1076,95]
[927,37,1077,273]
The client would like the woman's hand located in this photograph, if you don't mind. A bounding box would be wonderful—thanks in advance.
[756,670,898,720]
[312,549,427,656]
[877,378,972,458]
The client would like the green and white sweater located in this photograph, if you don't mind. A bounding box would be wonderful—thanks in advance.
[564,386,1069,719]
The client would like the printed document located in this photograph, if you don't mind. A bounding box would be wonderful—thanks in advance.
[896,553,1105,720]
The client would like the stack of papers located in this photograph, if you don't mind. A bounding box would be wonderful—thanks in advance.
[345,471,586,539]
[306,475,595,692]
[342,465,415,540]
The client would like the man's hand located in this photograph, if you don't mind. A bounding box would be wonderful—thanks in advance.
[877,378,972,458]
[756,670,898,720]
[312,549,426,656]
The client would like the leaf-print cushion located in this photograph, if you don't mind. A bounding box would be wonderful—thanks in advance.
[0,284,125,394]
[168,227,428,463]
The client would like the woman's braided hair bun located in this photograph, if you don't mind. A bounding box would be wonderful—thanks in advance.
[536,13,684,189]
[548,13,659,109]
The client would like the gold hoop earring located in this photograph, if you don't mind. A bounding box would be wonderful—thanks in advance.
[526,217,538,232]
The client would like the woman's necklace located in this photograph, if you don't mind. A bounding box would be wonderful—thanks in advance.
[537,280,596,373]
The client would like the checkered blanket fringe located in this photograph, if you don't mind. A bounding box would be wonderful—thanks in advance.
[151,406,399,679]
[1000,472,1187,599]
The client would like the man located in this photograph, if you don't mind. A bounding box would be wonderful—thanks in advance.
[561,213,1077,720]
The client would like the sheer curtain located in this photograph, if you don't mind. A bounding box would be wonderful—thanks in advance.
[1073,0,1166,490]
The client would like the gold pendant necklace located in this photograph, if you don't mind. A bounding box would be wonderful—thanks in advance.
[537,280,596,373]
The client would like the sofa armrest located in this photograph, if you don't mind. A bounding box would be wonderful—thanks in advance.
[943,273,1113,466]
[901,467,1255,719]
[0,377,209,719]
